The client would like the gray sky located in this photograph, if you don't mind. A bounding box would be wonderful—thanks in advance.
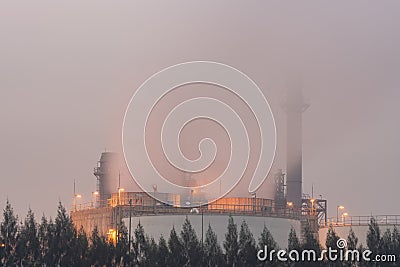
[1,1,399,219]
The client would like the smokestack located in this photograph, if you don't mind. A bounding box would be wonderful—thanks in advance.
[285,87,309,208]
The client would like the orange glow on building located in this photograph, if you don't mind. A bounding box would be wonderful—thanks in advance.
[208,197,274,212]
[109,191,180,207]
[107,229,117,245]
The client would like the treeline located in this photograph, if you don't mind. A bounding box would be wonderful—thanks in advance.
[0,200,399,267]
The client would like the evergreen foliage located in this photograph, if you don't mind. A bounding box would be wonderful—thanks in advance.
[223,215,239,266]
[180,216,202,266]
[238,220,257,267]
[204,224,224,267]
[1,200,399,267]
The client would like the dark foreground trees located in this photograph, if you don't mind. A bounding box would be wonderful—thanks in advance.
[204,224,224,267]
[224,215,239,266]
[0,200,18,266]
[1,200,400,266]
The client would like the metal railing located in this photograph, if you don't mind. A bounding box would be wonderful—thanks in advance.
[130,204,299,218]
[71,201,302,220]
[320,215,400,228]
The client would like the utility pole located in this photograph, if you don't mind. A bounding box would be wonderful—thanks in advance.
[129,198,132,263]
[201,207,204,245]
[201,203,204,265]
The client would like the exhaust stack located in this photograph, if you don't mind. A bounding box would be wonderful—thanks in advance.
[285,87,309,208]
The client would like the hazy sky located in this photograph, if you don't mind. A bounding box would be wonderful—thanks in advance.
[1,1,399,220]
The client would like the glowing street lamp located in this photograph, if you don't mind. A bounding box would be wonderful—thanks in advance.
[337,205,345,224]
[342,212,349,224]
[310,199,316,215]
[118,188,125,205]
[73,194,82,211]
[286,202,293,216]
[73,180,82,211]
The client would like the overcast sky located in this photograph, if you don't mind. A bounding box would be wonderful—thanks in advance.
[1,1,399,219]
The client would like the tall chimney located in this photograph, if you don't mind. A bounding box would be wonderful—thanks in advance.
[286,87,309,208]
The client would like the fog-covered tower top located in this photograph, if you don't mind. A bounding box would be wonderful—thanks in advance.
[285,87,309,208]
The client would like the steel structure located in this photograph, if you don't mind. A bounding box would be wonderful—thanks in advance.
[301,195,327,226]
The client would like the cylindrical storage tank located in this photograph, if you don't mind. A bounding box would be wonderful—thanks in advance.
[94,152,119,206]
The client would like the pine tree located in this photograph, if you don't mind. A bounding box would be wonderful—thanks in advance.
[288,227,301,267]
[145,237,158,266]
[38,215,49,264]
[381,228,392,253]
[366,217,381,256]
[344,227,360,267]
[301,221,321,266]
[0,200,19,266]
[54,202,77,266]
[204,224,224,267]
[325,224,341,266]
[15,209,40,266]
[88,226,110,266]
[258,224,279,266]
[379,228,395,267]
[73,226,89,267]
[224,216,239,266]
[356,244,369,267]
[134,221,149,265]
[44,217,57,266]
[259,224,278,251]
[168,226,185,266]
[391,226,400,261]
[347,227,358,251]
[115,223,130,266]
[238,220,257,267]
[288,227,301,251]
[302,221,320,252]
[180,216,201,266]
[325,224,340,250]
[15,221,25,266]
[157,235,169,266]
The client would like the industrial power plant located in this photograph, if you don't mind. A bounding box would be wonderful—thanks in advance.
[71,88,321,248]
[70,88,399,249]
